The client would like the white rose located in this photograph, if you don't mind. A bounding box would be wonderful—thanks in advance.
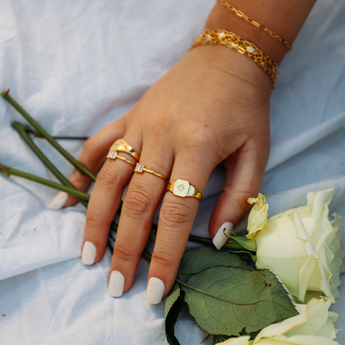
[217,298,339,345]
[246,188,345,302]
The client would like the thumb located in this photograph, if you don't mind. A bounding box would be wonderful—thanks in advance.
[209,141,268,249]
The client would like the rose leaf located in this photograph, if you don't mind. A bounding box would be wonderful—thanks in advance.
[180,266,298,336]
[177,247,254,283]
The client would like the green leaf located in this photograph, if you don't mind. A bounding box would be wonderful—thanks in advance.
[164,282,184,345]
[177,247,253,283]
[229,234,257,252]
[180,266,298,336]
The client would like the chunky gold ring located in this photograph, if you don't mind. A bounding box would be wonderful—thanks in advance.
[108,139,140,161]
[106,151,136,166]
[166,179,202,200]
[134,163,167,180]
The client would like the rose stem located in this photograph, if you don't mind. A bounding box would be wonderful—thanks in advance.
[0,163,90,200]
[11,123,121,245]
[12,121,89,208]
[24,126,89,140]
[11,122,119,253]
[1,90,95,181]
[149,232,245,251]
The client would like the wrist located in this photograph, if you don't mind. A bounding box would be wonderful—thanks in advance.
[186,42,272,98]
[205,2,287,64]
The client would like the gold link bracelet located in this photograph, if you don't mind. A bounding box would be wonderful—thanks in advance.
[190,29,278,86]
[218,0,292,50]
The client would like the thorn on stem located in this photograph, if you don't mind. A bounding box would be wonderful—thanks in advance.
[1,89,10,97]
[0,164,11,177]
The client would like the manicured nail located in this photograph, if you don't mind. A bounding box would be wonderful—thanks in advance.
[81,241,96,265]
[213,222,233,250]
[108,271,125,297]
[121,185,128,202]
[146,277,165,304]
[49,192,68,209]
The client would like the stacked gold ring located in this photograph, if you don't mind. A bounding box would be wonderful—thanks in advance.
[106,139,140,167]
[108,139,140,161]
[106,151,136,166]
[134,163,167,180]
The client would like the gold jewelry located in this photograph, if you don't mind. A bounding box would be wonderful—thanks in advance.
[108,139,140,161]
[134,163,167,180]
[106,151,136,166]
[190,29,278,86]
[218,0,292,50]
[166,179,202,200]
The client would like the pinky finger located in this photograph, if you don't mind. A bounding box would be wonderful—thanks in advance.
[209,140,269,249]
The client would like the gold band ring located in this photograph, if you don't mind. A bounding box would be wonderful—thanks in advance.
[106,151,136,166]
[109,139,140,161]
[134,163,168,180]
[166,179,202,200]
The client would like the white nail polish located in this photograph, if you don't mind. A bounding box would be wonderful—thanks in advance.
[121,185,128,202]
[49,192,68,209]
[213,222,233,250]
[108,271,125,297]
[146,277,165,304]
[81,241,96,265]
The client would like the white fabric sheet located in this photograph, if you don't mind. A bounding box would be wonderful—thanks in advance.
[0,0,344,344]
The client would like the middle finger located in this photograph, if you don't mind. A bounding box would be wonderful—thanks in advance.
[108,140,173,297]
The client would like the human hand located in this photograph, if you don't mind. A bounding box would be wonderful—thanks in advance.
[64,44,271,303]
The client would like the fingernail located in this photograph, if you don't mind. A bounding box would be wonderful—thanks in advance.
[49,192,68,209]
[108,271,125,297]
[146,277,165,304]
[81,241,96,265]
[121,185,128,202]
[213,222,233,250]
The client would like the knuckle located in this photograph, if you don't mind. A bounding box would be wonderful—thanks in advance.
[97,163,121,189]
[232,190,256,214]
[71,167,84,181]
[160,199,193,227]
[83,137,97,156]
[85,211,104,230]
[123,184,153,218]
[183,136,205,151]
[151,251,176,270]
[185,129,215,149]
[113,243,137,263]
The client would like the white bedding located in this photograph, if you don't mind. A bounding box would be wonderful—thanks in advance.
[0,0,344,344]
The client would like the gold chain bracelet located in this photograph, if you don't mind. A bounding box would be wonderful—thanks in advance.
[218,0,292,50]
[190,29,278,86]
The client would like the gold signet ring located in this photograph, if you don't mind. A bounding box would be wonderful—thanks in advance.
[166,179,202,200]
[108,139,140,161]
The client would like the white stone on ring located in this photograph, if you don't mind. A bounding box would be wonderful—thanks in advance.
[134,163,144,173]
